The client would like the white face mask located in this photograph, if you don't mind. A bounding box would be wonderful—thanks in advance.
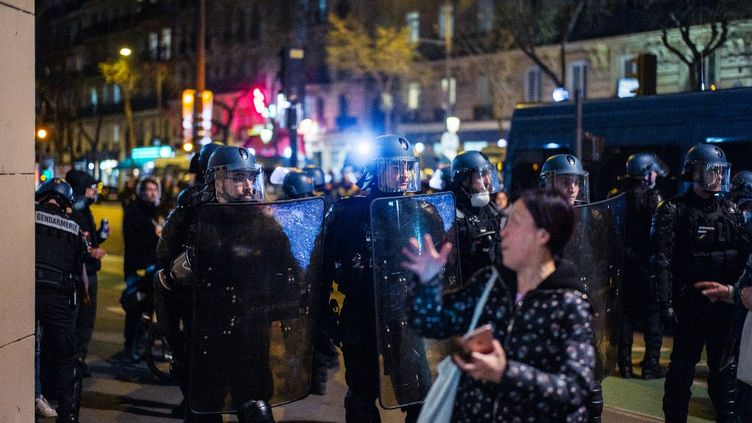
[470,191,490,207]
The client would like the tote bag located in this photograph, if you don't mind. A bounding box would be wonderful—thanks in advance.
[416,268,499,423]
[736,311,752,386]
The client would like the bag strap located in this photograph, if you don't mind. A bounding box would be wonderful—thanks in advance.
[467,267,499,333]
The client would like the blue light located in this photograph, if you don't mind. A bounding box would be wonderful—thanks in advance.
[543,143,562,149]
[552,87,570,102]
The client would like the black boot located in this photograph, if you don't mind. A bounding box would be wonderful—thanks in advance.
[238,400,275,423]
[344,391,380,423]
[641,357,666,380]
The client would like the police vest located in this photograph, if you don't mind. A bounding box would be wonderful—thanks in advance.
[456,202,501,284]
[679,197,746,283]
[35,206,81,289]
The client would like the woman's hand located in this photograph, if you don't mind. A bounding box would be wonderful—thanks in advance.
[400,234,452,284]
[694,281,733,303]
[452,339,507,383]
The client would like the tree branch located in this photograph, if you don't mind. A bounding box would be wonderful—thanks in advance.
[661,27,693,66]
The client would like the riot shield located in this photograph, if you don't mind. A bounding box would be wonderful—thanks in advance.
[370,192,460,408]
[564,193,626,381]
[189,197,325,414]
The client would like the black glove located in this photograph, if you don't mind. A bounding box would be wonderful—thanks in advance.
[659,301,678,328]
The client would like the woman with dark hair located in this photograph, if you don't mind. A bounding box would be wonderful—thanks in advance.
[402,188,596,422]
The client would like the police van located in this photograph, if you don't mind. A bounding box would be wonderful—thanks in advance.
[504,88,752,201]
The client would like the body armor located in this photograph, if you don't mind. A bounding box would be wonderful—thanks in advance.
[455,199,500,285]
[324,196,374,300]
[652,191,747,304]
[35,203,85,292]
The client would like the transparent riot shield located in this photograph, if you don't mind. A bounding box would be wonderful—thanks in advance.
[370,192,460,408]
[189,197,325,414]
[564,193,626,381]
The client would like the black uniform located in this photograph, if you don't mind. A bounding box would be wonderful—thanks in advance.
[452,188,502,284]
[35,202,88,421]
[652,189,748,422]
[323,193,430,423]
[122,196,162,357]
[610,181,664,378]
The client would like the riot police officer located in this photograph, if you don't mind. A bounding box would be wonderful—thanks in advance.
[35,178,88,422]
[610,152,668,379]
[651,143,748,422]
[156,146,273,423]
[449,150,503,284]
[539,154,590,205]
[322,135,423,423]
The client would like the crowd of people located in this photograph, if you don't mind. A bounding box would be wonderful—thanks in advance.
[33,134,752,423]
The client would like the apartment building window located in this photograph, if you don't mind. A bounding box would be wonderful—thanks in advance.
[161,28,172,60]
[406,12,419,43]
[620,55,638,79]
[113,85,121,104]
[90,88,98,110]
[149,31,159,60]
[317,0,327,23]
[477,75,491,106]
[439,5,453,41]
[478,0,494,33]
[524,66,541,102]
[441,77,456,106]
[102,85,110,104]
[407,82,421,110]
[569,60,588,98]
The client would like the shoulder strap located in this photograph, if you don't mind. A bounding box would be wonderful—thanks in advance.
[467,267,499,333]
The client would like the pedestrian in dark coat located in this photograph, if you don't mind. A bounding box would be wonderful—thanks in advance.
[402,188,596,422]
[121,176,163,360]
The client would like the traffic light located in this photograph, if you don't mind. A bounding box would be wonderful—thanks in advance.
[280,47,305,104]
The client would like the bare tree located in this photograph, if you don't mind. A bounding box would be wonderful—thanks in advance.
[651,0,736,90]
[494,0,595,88]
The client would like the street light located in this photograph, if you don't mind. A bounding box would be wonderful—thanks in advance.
[36,128,48,140]
[119,47,132,57]
[446,116,460,134]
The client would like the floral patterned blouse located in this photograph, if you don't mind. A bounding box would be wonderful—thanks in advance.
[408,260,596,422]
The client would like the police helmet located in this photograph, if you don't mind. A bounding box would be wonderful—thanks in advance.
[356,134,420,194]
[625,152,669,179]
[65,169,98,196]
[198,142,224,175]
[36,178,75,209]
[731,170,752,207]
[539,154,589,204]
[303,165,326,189]
[208,146,265,201]
[450,150,501,194]
[681,143,731,193]
[283,169,315,199]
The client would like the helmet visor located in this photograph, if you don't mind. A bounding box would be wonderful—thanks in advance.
[465,166,501,195]
[695,162,731,193]
[376,158,421,193]
[541,171,590,205]
[652,156,670,178]
[216,167,265,202]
